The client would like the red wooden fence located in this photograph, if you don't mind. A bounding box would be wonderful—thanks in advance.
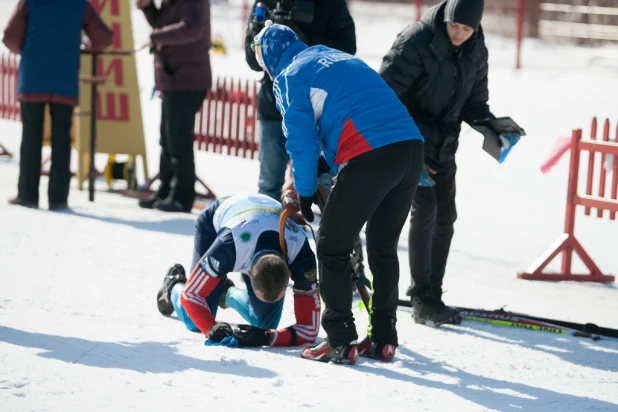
[194,76,259,160]
[0,54,19,158]
[0,53,260,173]
[0,54,19,121]
[518,118,617,282]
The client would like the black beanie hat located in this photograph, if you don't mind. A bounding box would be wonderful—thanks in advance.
[444,0,484,30]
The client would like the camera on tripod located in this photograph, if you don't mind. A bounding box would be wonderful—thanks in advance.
[252,1,314,26]
[273,0,294,23]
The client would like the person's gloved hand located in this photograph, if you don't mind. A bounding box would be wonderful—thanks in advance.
[419,165,436,187]
[317,155,331,176]
[233,324,273,347]
[299,194,316,223]
[207,322,234,343]
[498,132,521,163]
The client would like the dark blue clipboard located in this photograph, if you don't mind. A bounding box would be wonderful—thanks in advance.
[472,117,526,161]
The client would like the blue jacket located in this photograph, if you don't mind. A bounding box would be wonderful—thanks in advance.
[258,25,424,197]
[17,0,87,99]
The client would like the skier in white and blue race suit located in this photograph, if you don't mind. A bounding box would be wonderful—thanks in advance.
[156,193,320,348]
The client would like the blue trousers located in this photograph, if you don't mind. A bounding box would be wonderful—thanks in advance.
[258,120,289,201]
[258,120,335,199]
[171,199,284,332]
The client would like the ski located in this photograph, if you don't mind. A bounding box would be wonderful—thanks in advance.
[397,299,618,340]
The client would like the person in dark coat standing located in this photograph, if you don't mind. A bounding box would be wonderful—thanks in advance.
[3,0,113,210]
[244,0,356,202]
[137,0,212,213]
[379,0,521,325]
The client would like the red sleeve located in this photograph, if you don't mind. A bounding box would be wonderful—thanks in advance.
[270,288,321,347]
[2,0,28,55]
[82,3,113,50]
[150,0,205,46]
[179,261,222,336]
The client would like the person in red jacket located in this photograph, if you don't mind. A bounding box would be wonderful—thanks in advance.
[136,0,212,213]
[3,0,113,210]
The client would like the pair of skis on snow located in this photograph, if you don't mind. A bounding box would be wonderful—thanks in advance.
[397,299,618,341]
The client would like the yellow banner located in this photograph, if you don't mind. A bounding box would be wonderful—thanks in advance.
[75,0,148,190]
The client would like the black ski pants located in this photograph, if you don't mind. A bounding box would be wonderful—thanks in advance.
[157,91,207,209]
[408,160,457,302]
[316,139,424,347]
[17,101,73,204]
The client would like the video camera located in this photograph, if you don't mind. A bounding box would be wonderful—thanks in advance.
[253,1,314,26]
[273,0,293,22]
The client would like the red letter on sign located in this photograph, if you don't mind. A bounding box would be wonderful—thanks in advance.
[97,58,124,87]
[96,92,129,122]
[90,0,120,16]
[111,23,122,49]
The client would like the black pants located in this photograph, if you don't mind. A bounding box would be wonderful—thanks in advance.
[158,91,207,209]
[316,139,424,346]
[408,160,457,301]
[18,102,73,204]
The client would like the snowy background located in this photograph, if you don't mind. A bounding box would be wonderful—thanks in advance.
[1,0,618,411]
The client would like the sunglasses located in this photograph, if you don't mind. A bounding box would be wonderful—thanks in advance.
[251,41,267,74]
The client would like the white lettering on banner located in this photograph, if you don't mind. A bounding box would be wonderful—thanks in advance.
[317,53,357,68]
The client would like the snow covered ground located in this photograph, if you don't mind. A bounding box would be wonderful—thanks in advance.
[1,0,618,411]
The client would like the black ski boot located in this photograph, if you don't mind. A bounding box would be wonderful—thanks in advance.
[157,264,187,316]
[301,339,359,365]
[155,198,192,213]
[411,296,462,326]
[358,336,396,362]
[138,186,169,209]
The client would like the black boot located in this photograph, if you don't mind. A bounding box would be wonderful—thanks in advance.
[156,264,187,316]
[8,196,39,209]
[155,198,192,213]
[432,288,462,325]
[358,336,396,362]
[138,185,170,209]
[301,339,359,365]
[411,296,461,326]
[49,201,69,211]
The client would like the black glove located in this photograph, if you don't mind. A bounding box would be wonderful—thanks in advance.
[317,156,330,176]
[233,324,272,347]
[299,194,316,223]
[207,322,234,343]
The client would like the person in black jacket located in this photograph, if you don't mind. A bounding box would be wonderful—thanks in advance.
[379,0,520,325]
[244,0,356,202]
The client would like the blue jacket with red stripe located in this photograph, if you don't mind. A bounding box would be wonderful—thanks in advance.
[268,42,424,197]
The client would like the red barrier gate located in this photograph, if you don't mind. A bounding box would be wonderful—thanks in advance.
[194,76,259,160]
[0,54,19,158]
[518,118,618,282]
[0,54,19,121]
